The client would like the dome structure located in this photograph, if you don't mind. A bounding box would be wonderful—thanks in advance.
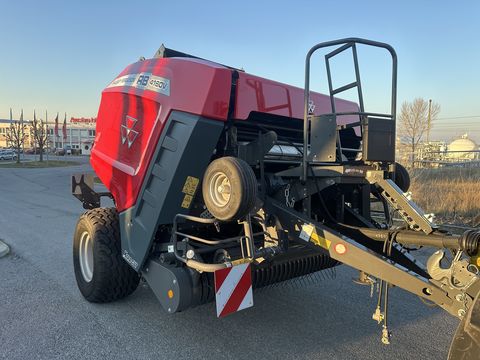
[447,134,478,159]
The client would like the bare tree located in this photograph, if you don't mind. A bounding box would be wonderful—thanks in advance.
[31,116,49,162]
[398,98,440,168]
[5,119,27,164]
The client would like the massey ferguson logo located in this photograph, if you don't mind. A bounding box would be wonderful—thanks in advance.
[121,115,139,148]
[308,99,316,115]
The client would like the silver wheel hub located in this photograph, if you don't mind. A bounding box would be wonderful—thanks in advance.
[209,171,231,207]
[79,231,94,282]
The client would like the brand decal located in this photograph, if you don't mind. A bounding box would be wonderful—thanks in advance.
[107,72,170,96]
[122,250,139,269]
[121,115,139,148]
[308,99,316,115]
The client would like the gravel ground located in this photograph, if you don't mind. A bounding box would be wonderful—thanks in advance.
[0,161,458,359]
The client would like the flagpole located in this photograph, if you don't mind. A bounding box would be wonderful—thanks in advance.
[33,110,37,161]
[9,108,13,156]
[46,110,49,163]
[17,109,25,159]
[55,112,58,156]
[20,109,24,161]
[9,108,12,150]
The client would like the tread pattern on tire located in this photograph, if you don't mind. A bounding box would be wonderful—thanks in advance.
[229,157,258,220]
[74,207,139,303]
[394,162,410,193]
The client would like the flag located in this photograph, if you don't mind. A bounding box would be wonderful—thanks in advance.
[54,113,59,137]
[62,113,67,140]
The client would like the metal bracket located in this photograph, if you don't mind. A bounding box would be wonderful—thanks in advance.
[238,131,277,165]
[71,173,112,209]
[366,171,437,234]
[427,249,480,318]
[309,114,337,162]
[427,250,479,291]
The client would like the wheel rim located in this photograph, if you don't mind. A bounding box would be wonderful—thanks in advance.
[209,171,231,207]
[79,231,94,282]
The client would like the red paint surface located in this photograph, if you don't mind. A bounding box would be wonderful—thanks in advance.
[91,58,232,211]
[91,57,359,211]
[235,72,359,126]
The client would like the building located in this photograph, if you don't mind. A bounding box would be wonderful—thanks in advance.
[417,140,448,162]
[0,117,96,155]
[446,134,478,161]
[0,119,35,149]
[49,117,97,155]
[410,134,480,168]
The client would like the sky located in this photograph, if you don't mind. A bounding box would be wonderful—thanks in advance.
[1,0,479,142]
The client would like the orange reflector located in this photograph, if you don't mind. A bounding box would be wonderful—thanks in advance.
[334,243,347,255]
[167,289,174,299]
[472,256,480,267]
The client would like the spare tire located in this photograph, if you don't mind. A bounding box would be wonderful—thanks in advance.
[202,157,257,221]
[394,162,410,193]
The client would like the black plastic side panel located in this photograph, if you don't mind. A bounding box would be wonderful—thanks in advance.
[142,260,193,313]
[119,111,224,271]
[363,117,395,162]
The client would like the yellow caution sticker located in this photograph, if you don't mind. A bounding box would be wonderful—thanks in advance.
[181,194,193,209]
[180,176,199,209]
[182,176,199,196]
[300,223,331,250]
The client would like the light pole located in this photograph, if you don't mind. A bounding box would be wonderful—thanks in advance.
[426,99,432,143]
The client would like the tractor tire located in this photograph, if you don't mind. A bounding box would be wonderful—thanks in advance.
[448,291,480,360]
[73,207,139,302]
[202,156,257,221]
[394,162,410,193]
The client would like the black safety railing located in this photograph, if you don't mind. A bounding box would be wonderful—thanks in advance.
[302,38,398,181]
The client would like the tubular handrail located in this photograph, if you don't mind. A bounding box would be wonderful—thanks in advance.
[302,38,398,181]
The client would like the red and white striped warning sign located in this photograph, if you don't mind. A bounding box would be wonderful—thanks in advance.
[214,263,253,317]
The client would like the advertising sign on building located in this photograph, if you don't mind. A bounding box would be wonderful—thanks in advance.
[70,117,97,124]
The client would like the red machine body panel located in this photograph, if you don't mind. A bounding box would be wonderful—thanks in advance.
[91,57,359,212]
[234,72,359,125]
[90,58,232,211]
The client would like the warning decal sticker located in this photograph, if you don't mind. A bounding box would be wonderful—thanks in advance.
[180,176,199,209]
[300,223,331,250]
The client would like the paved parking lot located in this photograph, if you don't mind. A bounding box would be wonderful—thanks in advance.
[0,162,458,359]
